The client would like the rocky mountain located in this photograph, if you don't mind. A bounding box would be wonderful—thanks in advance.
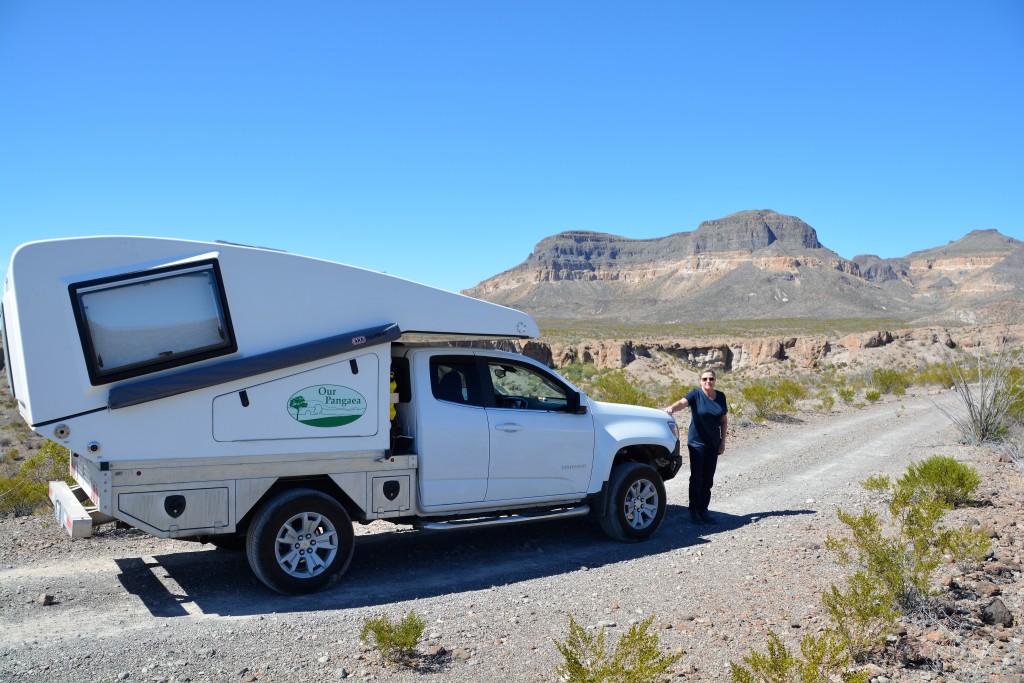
[464,210,1023,326]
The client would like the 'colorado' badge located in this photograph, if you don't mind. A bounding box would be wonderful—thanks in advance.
[287,385,367,427]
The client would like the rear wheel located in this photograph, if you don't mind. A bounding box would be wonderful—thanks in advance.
[246,488,354,594]
[599,462,666,542]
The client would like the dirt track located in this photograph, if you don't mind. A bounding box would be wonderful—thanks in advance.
[1,389,1021,682]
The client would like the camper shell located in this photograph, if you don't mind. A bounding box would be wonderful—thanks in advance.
[3,237,681,594]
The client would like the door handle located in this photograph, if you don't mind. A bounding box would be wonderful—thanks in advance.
[495,423,522,433]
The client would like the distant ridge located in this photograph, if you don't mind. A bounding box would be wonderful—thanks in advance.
[464,210,1023,325]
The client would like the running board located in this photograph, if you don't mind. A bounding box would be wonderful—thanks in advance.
[415,504,590,531]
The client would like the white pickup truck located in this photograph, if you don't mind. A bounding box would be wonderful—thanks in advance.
[2,236,681,593]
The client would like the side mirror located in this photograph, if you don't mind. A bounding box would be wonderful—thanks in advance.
[567,391,588,415]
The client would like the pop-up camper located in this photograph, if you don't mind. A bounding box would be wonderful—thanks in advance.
[2,237,680,593]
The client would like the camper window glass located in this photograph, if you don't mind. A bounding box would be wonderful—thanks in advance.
[71,261,236,384]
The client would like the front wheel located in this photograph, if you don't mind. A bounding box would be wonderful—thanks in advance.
[246,488,354,594]
[599,462,666,542]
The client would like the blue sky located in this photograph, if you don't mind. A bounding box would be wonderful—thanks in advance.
[2,2,1022,293]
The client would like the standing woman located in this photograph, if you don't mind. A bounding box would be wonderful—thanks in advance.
[664,370,728,525]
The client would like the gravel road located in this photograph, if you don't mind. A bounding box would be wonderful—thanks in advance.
[1,389,1021,683]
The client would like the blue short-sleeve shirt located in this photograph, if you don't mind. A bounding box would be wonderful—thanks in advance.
[684,387,728,451]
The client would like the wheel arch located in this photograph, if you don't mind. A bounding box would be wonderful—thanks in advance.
[235,474,363,539]
[612,442,681,483]
[592,444,676,518]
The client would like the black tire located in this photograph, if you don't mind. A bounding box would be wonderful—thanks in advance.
[599,462,666,542]
[245,488,354,594]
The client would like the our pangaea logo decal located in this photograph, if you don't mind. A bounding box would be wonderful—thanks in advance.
[287,385,367,427]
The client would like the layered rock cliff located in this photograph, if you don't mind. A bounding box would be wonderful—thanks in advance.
[465,211,1023,325]
[515,323,1024,376]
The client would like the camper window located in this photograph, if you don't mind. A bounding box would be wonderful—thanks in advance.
[70,260,237,384]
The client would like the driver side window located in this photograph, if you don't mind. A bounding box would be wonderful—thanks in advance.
[488,361,568,411]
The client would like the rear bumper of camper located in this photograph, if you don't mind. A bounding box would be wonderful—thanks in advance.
[48,480,116,538]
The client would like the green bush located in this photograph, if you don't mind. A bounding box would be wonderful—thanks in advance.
[775,378,809,403]
[816,387,835,412]
[860,475,891,493]
[895,455,980,507]
[730,629,868,683]
[828,505,938,613]
[652,379,696,409]
[828,456,990,645]
[360,609,426,665]
[822,572,900,662]
[741,381,798,421]
[917,362,957,388]
[864,389,881,403]
[837,386,856,403]
[871,369,913,395]
[560,362,600,385]
[1,448,20,479]
[0,440,72,516]
[554,614,681,683]
[590,371,656,408]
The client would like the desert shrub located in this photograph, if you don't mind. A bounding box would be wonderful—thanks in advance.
[554,614,681,683]
[0,477,50,516]
[740,460,990,669]
[590,371,657,407]
[360,609,426,665]
[837,386,856,403]
[940,521,994,573]
[860,474,890,493]
[871,368,913,395]
[828,505,939,612]
[1,448,20,479]
[895,455,980,507]
[828,458,990,654]
[864,389,881,403]
[741,381,799,421]
[651,379,695,408]
[0,440,72,516]
[775,378,809,403]
[730,629,867,683]
[561,362,600,385]
[939,347,1024,443]
[917,362,957,388]
[822,571,901,662]
[816,387,835,412]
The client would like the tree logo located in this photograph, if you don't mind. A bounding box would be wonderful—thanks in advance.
[287,385,367,427]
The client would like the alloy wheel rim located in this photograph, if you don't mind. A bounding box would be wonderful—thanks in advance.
[274,511,339,578]
[623,479,659,529]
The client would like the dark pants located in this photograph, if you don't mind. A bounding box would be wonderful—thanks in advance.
[687,445,719,513]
